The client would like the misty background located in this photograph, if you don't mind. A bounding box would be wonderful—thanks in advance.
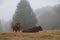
[0,0,60,32]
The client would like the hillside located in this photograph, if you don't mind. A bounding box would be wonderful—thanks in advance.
[0,30,60,40]
[35,6,60,30]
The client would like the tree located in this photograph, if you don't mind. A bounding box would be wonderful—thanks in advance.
[36,6,60,30]
[12,0,37,30]
[52,4,60,29]
[0,20,2,31]
[53,4,60,14]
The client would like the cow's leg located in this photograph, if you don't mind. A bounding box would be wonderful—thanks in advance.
[13,28,15,32]
[16,30,17,32]
[17,27,20,32]
[18,27,20,32]
[14,29,17,32]
[18,29,20,32]
[15,27,18,32]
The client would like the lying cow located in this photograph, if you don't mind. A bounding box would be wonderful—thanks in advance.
[22,26,43,32]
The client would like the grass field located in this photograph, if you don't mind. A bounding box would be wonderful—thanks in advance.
[0,30,60,40]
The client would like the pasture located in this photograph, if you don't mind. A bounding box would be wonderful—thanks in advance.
[0,30,60,40]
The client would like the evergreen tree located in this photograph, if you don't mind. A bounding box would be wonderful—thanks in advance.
[13,0,37,30]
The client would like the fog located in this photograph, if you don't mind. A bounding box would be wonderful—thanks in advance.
[0,0,60,21]
[0,0,60,32]
[35,6,60,30]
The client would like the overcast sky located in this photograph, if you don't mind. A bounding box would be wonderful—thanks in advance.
[0,0,60,21]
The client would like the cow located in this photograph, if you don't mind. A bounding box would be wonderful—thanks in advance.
[11,22,21,32]
[22,26,43,33]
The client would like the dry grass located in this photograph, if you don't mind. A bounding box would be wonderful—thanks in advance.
[0,30,60,40]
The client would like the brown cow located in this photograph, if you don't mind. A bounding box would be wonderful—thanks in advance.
[22,26,43,33]
[16,23,21,32]
[11,22,21,32]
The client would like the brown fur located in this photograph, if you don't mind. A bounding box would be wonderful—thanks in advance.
[11,22,21,32]
[22,26,43,33]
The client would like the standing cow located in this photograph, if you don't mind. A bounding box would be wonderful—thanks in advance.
[11,22,21,32]
[16,23,21,32]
